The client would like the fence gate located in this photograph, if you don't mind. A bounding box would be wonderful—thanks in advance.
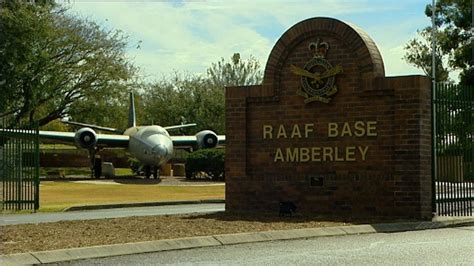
[434,83,473,216]
[0,119,40,211]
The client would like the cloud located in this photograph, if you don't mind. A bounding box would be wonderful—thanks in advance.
[68,0,430,80]
[363,15,429,77]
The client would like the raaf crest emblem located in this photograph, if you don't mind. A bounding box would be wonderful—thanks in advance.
[291,39,343,104]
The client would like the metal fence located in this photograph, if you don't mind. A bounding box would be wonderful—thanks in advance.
[434,83,473,216]
[0,118,40,211]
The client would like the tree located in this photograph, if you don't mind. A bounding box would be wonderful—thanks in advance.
[0,1,135,127]
[141,53,263,134]
[65,83,133,130]
[403,29,450,82]
[141,74,203,130]
[404,0,472,84]
[140,73,225,134]
[408,1,474,178]
[206,53,263,87]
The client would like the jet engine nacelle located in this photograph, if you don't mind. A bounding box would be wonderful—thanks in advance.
[74,127,98,149]
[195,130,218,149]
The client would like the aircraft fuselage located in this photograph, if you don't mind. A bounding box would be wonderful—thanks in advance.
[124,125,173,167]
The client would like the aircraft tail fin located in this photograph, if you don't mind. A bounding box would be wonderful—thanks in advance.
[128,92,136,128]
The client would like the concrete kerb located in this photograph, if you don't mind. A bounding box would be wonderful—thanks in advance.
[30,236,222,264]
[0,253,41,265]
[2,217,473,265]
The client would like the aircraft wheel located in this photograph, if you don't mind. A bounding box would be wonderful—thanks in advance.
[153,167,159,179]
[144,166,152,179]
[93,158,102,179]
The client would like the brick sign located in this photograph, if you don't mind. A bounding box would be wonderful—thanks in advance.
[225,17,432,219]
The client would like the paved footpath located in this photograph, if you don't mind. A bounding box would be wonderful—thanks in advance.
[0,202,225,226]
[1,216,473,265]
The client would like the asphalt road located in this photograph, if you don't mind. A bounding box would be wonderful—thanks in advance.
[0,203,225,226]
[64,225,474,265]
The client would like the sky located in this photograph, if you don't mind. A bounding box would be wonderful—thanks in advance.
[66,0,436,82]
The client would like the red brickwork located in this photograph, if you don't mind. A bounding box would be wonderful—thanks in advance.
[40,150,129,168]
[225,17,432,219]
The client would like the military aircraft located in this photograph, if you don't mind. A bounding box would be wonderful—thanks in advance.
[34,92,225,178]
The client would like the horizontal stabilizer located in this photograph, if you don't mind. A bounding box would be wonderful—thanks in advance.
[61,120,123,134]
[164,123,197,131]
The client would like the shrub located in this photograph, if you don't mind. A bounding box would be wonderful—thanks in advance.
[185,149,225,181]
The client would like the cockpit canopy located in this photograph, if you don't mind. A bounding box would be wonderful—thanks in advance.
[135,125,170,139]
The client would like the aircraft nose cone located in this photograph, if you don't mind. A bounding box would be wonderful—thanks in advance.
[152,144,168,157]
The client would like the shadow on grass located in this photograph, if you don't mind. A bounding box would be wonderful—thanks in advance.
[40,175,224,185]
[41,176,162,185]
[112,178,162,185]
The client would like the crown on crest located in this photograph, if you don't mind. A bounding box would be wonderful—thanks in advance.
[308,39,329,58]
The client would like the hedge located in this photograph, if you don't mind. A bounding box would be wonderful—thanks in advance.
[185,149,225,181]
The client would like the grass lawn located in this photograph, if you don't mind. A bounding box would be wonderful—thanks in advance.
[39,181,224,212]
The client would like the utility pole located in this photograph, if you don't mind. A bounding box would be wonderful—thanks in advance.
[432,0,436,84]
[431,0,437,216]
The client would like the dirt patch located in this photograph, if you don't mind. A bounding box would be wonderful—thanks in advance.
[1,212,366,255]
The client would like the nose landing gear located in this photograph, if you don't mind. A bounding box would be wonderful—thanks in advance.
[144,165,160,179]
[88,148,102,179]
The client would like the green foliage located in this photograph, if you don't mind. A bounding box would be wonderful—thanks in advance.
[436,83,473,145]
[140,54,262,133]
[140,73,225,133]
[185,149,225,181]
[0,0,260,132]
[207,53,263,87]
[465,162,474,181]
[428,0,472,72]
[434,83,473,184]
[39,119,70,132]
[404,0,473,84]
[403,29,449,82]
[66,83,141,130]
[459,67,474,85]
[0,1,136,127]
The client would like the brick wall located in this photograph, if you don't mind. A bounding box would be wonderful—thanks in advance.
[40,150,130,168]
[225,17,432,219]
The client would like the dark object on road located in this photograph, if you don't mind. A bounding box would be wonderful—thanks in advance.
[279,201,297,217]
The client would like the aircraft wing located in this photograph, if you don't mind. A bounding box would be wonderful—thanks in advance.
[1,130,130,148]
[170,135,226,149]
[37,131,130,148]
